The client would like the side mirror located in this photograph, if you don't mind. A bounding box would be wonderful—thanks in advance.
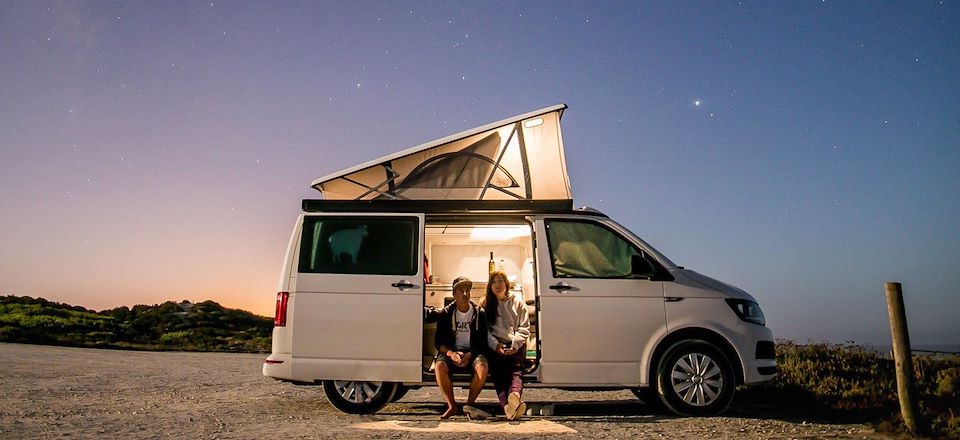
[631,255,656,279]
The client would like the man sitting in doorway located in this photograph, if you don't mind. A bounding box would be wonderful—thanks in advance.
[434,276,490,420]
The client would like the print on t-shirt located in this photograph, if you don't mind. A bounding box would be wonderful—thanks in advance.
[454,308,473,350]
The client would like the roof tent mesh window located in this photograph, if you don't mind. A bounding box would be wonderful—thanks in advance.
[298,216,419,275]
[391,132,519,194]
[545,220,642,278]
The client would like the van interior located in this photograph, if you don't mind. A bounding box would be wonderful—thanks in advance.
[422,221,539,381]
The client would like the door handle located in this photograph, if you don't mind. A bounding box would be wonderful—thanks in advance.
[664,297,684,302]
[391,280,417,290]
[549,282,573,292]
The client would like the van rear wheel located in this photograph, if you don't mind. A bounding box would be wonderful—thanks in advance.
[390,384,410,402]
[656,340,735,416]
[322,380,397,414]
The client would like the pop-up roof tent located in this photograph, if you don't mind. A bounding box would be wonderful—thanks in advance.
[310,104,571,202]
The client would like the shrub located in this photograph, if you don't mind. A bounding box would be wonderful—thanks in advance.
[0,295,272,354]
[747,340,960,439]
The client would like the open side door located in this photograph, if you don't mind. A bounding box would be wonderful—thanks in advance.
[290,213,424,382]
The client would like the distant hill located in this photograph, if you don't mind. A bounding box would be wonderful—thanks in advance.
[0,295,272,353]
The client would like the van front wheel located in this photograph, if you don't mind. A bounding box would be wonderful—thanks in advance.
[322,380,397,414]
[656,340,735,416]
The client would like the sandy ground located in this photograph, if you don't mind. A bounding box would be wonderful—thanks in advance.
[0,343,896,439]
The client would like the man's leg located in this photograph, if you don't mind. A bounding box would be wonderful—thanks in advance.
[434,359,459,419]
[466,356,488,405]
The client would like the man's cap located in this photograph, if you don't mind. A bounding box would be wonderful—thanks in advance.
[452,276,473,292]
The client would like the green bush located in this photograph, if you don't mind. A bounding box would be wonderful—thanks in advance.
[936,367,959,397]
[0,295,272,354]
[746,340,960,439]
[159,330,194,346]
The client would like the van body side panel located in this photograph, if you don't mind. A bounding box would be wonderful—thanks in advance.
[538,294,665,384]
[264,217,304,380]
[663,293,776,384]
[286,213,425,383]
[290,288,422,382]
[277,215,305,293]
[534,217,667,385]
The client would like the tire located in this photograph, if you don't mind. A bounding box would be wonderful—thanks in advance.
[390,384,410,402]
[656,340,735,416]
[322,380,397,414]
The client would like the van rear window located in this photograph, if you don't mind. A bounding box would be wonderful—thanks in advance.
[298,216,419,275]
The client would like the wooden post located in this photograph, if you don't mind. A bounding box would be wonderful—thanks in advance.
[884,281,920,434]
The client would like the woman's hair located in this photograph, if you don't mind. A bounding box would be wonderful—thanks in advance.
[482,270,509,325]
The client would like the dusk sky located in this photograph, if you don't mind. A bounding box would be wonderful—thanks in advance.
[1,1,957,346]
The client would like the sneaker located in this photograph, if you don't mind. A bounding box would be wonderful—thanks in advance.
[462,405,490,421]
[504,392,526,420]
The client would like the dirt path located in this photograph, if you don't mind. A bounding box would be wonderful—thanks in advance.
[0,343,894,439]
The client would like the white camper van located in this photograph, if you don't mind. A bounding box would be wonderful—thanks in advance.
[263,105,776,417]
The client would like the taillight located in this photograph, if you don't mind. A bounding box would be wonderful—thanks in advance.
[274,292,289,326]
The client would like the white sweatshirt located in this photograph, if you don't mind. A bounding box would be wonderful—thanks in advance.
[486,291,531,352]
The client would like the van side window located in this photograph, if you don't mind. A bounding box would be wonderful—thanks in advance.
[545,220,644,278]
[299,216,419,275]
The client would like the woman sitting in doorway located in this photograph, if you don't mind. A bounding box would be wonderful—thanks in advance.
[482,270,530,420]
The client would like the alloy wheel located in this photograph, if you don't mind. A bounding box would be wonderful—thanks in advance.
[669,352,724,407]
[333,380,383,404]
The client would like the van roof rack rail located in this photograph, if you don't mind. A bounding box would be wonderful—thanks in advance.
[301,199,576,214]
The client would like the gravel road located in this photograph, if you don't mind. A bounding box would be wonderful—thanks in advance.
[0,343,895,439]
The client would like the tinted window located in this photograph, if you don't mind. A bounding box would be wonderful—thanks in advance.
[545,220,645,278]
[299,216,419,275]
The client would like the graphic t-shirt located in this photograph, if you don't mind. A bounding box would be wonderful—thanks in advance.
[454,307,474,350]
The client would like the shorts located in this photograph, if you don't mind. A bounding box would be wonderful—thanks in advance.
[436,352,488,376]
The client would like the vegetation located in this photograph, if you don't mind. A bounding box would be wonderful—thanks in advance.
[740,340,960,439]
[0,295,272,352]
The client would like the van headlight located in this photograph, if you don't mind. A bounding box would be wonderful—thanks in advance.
[725,299,766,326]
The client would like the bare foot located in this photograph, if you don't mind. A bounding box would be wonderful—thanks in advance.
[439,406,460,420]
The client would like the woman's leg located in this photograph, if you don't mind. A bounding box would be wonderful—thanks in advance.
[500,347,527,419]
[509,345,525,396]
[491,353,510,407]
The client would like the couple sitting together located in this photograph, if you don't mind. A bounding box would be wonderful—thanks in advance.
[433,270,530,421]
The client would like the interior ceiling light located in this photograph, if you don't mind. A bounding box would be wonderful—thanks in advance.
[469,225,532,241]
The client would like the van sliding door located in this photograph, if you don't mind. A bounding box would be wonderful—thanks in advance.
[291,213,424,382]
